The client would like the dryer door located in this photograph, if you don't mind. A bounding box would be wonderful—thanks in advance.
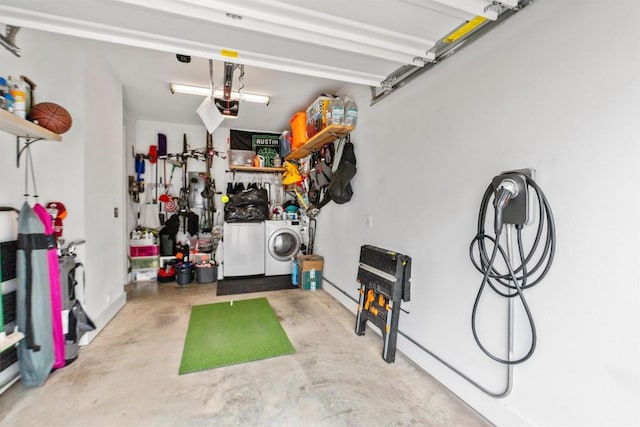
[268,228,301,262]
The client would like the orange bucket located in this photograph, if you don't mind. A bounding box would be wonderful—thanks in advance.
[290,112,308,151]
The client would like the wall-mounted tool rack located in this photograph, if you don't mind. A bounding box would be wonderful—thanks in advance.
[355,244,411,363]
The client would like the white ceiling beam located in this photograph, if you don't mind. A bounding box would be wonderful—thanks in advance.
[0,5,387,86]
[431,0,517,20]
[107,0,436,63]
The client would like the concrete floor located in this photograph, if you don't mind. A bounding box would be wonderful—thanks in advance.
[0,281,489,426]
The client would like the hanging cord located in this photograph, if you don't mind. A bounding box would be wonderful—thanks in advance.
[469,176,556,364]
[237,64,245,99]
[208,59,215,97]
[23,144,39,201]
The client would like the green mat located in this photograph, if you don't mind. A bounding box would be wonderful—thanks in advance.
[179,297,295,374]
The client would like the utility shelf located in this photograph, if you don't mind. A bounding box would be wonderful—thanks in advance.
[0,109,62,167]
[285,124,354,161]
[229,165,286,173]
[0,332,24,354]
[0,109,61,141]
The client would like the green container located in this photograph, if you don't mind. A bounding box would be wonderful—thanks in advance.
[300,269,322,291]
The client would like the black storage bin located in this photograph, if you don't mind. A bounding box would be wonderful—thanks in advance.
[196,264,217,284]
[176,262,194,285]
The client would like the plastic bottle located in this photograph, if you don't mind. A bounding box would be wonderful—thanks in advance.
[9,76,26,119]
[4,92,14,113]
[0,77,7,111]
[344,96,358,127]
[292,259,299,286]
[20,76,33,117]
[329,96,344,126]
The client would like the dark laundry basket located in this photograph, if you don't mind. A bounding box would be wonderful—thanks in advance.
[176,262,194,285]
[196,264,217,284]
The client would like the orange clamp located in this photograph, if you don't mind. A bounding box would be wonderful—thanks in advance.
[364,289,375,310]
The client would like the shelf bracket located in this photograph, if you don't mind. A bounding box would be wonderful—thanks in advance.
[16,136,43,168]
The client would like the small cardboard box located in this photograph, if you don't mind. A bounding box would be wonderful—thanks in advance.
[297,254,323,291]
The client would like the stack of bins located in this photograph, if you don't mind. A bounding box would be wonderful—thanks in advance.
[130,242,159,282]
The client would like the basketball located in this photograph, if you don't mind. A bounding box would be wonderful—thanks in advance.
[29,102,72,134]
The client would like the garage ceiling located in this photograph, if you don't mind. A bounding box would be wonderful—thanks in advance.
[0,0,531,131]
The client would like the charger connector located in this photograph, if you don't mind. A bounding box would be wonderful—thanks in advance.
[492,172,530,227]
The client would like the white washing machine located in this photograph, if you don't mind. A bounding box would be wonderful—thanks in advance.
[223,222,265,277]
[265,220,302,276]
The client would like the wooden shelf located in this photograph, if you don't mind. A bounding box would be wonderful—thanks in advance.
[285,124,354,161]
[229,165,286,173]
[0,332,24,354]
[0,109,61,141]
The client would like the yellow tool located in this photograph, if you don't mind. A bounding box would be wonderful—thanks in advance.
[294,188,308,209]
[282,161,302,185]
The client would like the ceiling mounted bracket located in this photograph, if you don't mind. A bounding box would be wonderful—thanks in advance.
[223,62,235,100]
[369,0,535,106]
[0,24,21,57]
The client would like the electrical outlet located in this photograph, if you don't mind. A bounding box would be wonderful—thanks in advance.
[492,168,535,227]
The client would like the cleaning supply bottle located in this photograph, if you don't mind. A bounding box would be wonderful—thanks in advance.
[0,77,8,111]
[292,258,299,286]
[344,96,358,127]
[9,76,26,119]
[329,96,344,126]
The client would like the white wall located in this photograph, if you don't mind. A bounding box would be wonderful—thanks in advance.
[0,29,126,344]
[316,1,640,426]
[82,50,127,341]
[0,31,86,240]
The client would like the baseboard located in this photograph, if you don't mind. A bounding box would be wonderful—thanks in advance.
[321,277,532,427]
[0,362,19,395]
[79,291,127,346]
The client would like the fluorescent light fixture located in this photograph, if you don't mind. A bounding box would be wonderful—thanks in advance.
[170,83,270,104]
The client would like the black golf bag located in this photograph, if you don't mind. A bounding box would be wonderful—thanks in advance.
[58,252,95,365]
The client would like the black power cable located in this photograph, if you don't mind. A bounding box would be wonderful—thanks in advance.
[469,176,556,364]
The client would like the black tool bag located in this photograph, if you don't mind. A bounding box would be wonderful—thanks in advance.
[59,255,95,365]
[309,144,334,188]
[321,137,357,206]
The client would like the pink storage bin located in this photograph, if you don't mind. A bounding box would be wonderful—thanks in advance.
[130,245,159,257]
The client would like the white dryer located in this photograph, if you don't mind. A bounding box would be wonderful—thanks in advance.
[265,220,302,276]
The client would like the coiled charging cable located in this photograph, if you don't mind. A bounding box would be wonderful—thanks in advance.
[469,176,556,364]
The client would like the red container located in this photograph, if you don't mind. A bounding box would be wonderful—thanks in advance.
[130,245,159,257]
